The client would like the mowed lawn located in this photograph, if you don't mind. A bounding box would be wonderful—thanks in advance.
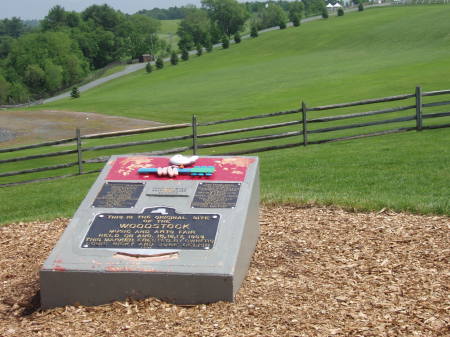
[32,6,450,123]
[158,19,180,49]
[1,127,449,224]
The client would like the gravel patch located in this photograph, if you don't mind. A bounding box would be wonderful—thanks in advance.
[0,206,448,337]
[0,110,163,147]
[0,128,16,143]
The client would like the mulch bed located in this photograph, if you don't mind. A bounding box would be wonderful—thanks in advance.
[0,206,448,336]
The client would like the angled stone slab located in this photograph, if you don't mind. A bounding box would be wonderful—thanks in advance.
[40,155,259,308]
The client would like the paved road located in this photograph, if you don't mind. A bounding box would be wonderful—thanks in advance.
[42,4,387,105]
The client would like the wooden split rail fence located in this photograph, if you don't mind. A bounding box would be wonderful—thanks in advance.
[1,86,449,187]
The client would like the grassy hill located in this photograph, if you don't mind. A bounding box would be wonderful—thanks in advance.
[2,5,450,224]
[158,19,180,49]
[32,6,450,123]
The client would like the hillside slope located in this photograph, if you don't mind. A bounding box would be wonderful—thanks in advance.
[35,6,450,123]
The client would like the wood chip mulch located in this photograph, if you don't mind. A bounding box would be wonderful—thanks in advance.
[0,206,449,337]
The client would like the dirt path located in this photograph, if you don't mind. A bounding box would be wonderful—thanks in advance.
[0,110,163,147]
[0,206,448,337]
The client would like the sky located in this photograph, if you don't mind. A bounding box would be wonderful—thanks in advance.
[0,0,206,20]
[0,0,271,20]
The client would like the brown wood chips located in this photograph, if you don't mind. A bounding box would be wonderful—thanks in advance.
[0,206,449,336]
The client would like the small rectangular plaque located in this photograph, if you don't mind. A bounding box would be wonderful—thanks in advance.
[146,187,188,197]
[191,183,241,208]
[82,207,219,250]
[92,182,144,208]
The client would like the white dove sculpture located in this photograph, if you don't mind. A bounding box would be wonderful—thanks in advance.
[169,154,199,166]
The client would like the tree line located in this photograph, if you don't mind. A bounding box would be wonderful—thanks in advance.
[0,4,166,104]
[176,0,324,58]
[0,0,327,105]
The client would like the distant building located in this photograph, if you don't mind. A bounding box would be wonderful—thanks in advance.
[140,54,154,63]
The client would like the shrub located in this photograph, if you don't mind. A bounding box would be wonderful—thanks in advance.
[181,49,189,61]
[206,40,213,53]
[250,25,258,38]
[338,8,344,16]
[234,32,241,44]
[170,51,179,65]
[279,21,287,29]
[222,37,229,49]
[196,44,203,56]
[322,8,329,19]
[292,15,301,27]
[71,86,80,99]
[358,3,364,11]
[156,57,164,69]
[145,62,152,73]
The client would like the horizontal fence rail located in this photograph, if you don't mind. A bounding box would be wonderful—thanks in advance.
[1,86,449,187]
[81,123,191,140]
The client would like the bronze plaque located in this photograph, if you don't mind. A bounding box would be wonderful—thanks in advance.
[191,183,241,208]
[92,182,144,208]
[82,207,219,250]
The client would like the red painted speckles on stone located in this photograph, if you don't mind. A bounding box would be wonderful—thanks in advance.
[105,266,156,273]
[106,156,255,182]
[53,265,66,271]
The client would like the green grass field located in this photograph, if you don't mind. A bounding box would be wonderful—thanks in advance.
[159,19,180,34]
[158,19,180,49]
[31,6,450,123]
[1,128,448,224]
[1,6,450,224]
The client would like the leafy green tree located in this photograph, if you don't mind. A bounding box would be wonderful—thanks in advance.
[205,39,213,52]
[196,44,203,56]
[82,4,124,32]
[181,48,189,61]
[145,62,152,73]
[81,27,121,68]
[65,11,81,28]
[178,37,194,52]
[303,0,328,17]
[0,36,13,58]
[338,8,344,16]
[234,32,241,43]
[23,64,46,94]
[0,74,10,104]
[201,0,249,38]
[222,37,230,49]
[71,86,80,98]
[289,1,304,20]
[7,82,29,103]
[250,24,258,38]
[289,1,303,27]
[256,3,288,30]
[177,8,211,49]
[156,56,164,69]
[61,54,87,86]
[126,14,161,59]
[0,17,26,38]
[6,31,88,93]
[170,51,179,64]
[43,60,63,93]
[41,5,67,30]
[322,8,329,19]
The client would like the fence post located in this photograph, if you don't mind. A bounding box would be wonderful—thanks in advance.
[302,101,308,146]
[192,115,198,155]
[415,86,423,131]
[76,128,83,175]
